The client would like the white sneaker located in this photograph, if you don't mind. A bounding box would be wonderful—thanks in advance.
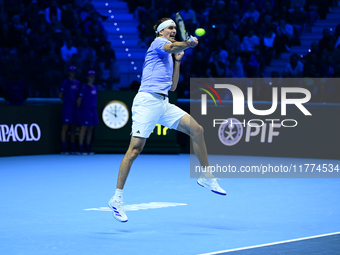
[108,197,128,223]
[197,177,227,196]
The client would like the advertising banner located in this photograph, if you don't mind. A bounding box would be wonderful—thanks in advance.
[0,105,62,157]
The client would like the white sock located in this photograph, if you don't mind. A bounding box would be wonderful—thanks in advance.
[114,189,123,200]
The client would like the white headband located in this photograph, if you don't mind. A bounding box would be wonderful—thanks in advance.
[156,19,176,34]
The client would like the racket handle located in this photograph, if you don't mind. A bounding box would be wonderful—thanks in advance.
[189,36,194,41]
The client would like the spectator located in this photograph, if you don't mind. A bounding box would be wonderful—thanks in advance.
[334,23,340,40]
[191,51,208,78]
[77,37,96,72]
[224,30,241,53]
[21,50,44,97]
[179,2,197,33]
[241,2,260,23]
[18,36,31,59]
[227,1,244,23]
[261,29,276,66]
[240,17,259,39]
[225,54,245,78]
[1,49,21,82]
[45,0,62,24]
[227,14,243,36]
[16,4,28,27]
[39,35,58,58]
[209,0,228,40]
[206,53,225,77]
[97,41,116,69]
[60,39,78,62]
[26,0,40,32]
[258,1,277,24]
[61,3,77,30]
[290,4,308,41]
[304,41,322,60]
[259,14,276,37]
[88,24,106,53]
[0,23,16,49]
[319,28,336,52]
[31,22,51,53]
[3,69,29,105]
[283,53,303,77]
[64,53,83,77]
[80,3,108,23]
[84,12,107,39]
[274,18,294,58]
[11,14,25,32]
[303,53,323,77]
[240,29,260,53]
[42,50,63,97]
[322,38,340,63]
[277,5,291,24]
[72,27,84,47]
[138,10,158,48]
[50,14,65,34]
[322,55,336,77]
[209,43,228,64]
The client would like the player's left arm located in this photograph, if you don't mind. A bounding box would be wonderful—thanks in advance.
[170,52,184,91]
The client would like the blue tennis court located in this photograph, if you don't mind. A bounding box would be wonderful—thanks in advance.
[0,154,339,255]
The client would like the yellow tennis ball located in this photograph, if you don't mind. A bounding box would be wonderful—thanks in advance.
[195,28,206,37]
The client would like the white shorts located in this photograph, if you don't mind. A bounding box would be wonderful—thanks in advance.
[131,92,187,138]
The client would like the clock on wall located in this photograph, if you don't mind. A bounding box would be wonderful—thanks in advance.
[102,100,129,129]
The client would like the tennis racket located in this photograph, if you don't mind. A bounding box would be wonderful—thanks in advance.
[175,12,194,42]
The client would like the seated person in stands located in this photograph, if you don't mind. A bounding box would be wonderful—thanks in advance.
[4,69,29,105]
[283,53,303,77]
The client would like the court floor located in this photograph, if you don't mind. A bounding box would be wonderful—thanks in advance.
[0,154,339,255]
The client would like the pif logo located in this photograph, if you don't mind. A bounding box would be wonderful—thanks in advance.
[216,118,282,146]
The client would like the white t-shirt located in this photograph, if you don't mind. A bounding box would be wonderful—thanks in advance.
[139,37,173,95]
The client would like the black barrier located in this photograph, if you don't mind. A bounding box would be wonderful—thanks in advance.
[0,105,62,157]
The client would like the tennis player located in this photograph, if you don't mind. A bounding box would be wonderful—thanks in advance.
[108,18,226,223]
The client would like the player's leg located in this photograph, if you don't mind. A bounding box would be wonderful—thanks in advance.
[108,92,162,223]
[157,101,210,170]
[177,114,226,195]
[117,136,146,189]
[176,114,209,168]
[108,136,146,223]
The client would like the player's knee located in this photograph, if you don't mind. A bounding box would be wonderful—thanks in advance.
[129,147,142,160]
[192,124,204,137]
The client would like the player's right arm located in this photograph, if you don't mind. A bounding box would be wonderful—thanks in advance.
[164,38,198,54]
